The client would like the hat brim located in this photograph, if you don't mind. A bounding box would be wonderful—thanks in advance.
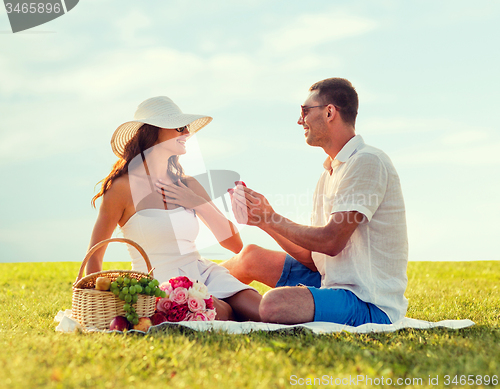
[110,114,212,158]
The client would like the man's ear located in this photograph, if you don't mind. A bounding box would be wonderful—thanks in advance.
[326,105,333,119]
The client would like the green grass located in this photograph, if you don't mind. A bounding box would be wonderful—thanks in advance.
[0,261,499,389]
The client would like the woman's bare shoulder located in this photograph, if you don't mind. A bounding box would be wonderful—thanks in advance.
[106,174,130,192]
[102,174,131,204]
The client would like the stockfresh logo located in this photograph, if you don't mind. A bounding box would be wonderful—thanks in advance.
[4,0,78,33]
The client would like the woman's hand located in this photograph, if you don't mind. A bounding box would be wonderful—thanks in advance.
[155,179,207,209]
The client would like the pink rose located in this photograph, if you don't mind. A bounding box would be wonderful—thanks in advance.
[206,309,216,321]
[156,298,172,313]
[191,311,209,321]
[169,276,193,290]
[170,287,189,305]
[166,303,189,322]
[188,297,206,312]
[159,282,173,294]
[185,312,195,321]
[204,297,214,310]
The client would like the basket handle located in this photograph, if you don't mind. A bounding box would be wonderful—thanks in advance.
[76,238,154,282]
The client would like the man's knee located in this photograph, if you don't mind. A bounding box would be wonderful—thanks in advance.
[236,244,268,273]
[259,287,315,323]
[223,244,264,282]
[259,289,284,323]
[239,244,263,264]
[227,245,286,288]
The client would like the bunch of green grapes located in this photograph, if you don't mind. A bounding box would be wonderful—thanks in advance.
[110,276,166,325]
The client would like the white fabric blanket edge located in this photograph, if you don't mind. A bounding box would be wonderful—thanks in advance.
[54,310,475,334]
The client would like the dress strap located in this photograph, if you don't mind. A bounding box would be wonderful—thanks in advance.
[140,151,168,210]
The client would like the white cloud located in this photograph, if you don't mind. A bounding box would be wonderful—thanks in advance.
[264,11,378,53]
[360,116,496,137]
[441,130,490,146]
[361,116,500,166]
[392,139,500,166]
[421,0,500,26]
[112,8,152,46]
[0,38,343,165]
[360,117,447,135]
[0,97,125,166]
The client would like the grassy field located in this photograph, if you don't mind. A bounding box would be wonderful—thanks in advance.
[0,261,499,389]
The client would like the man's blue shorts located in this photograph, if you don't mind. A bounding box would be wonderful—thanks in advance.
[276,254,391,326]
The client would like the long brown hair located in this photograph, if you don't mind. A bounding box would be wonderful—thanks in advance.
[91,124,185,208]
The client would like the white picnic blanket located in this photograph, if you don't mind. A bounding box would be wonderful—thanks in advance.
[54,310,474,334]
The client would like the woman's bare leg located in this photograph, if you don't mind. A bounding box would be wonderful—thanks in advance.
[223,289,262,322]
[213,297,235,320]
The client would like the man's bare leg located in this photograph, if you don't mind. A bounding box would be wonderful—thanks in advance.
[222,244,287,288]
[259,286,315,324]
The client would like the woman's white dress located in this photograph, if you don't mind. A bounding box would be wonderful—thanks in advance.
[120,207,254,299]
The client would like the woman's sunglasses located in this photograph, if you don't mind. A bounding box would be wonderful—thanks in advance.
[174,126,189,133]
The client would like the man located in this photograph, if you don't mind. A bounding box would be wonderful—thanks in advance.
[224,78,408,325]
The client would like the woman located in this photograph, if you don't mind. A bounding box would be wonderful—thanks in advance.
[86,96,261,321]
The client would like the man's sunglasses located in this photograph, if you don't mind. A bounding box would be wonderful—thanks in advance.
[300,104,340,119]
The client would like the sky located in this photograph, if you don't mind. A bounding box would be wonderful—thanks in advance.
[0,0,499,264]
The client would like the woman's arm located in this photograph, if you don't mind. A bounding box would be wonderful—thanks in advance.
[189,178,243,253]
[156,177,243,253]
[85,178,129,275]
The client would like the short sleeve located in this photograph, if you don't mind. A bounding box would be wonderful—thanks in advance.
[331,153,388,221]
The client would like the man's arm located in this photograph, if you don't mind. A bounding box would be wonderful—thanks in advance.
[261,224,317,270]
[230,187,314,268]
[259,210,362,257]
[232,185,363,257]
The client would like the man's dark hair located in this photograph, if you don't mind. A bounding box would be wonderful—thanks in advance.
[309,78,358,126]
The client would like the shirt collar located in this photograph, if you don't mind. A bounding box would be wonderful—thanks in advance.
[323,135,365,172]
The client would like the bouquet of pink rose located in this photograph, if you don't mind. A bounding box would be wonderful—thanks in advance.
[151,276,216,323]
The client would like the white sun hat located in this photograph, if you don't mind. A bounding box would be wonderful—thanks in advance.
[110,96,213,158]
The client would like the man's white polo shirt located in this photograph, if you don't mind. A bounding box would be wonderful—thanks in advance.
[311,135,408,323]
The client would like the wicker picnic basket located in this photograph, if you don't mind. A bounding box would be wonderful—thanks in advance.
[72,238,156,331]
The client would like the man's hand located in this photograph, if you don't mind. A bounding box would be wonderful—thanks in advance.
[229,184,275,226]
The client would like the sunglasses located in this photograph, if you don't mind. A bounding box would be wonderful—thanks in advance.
[174,126,189,133]
[300,104,340,119]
